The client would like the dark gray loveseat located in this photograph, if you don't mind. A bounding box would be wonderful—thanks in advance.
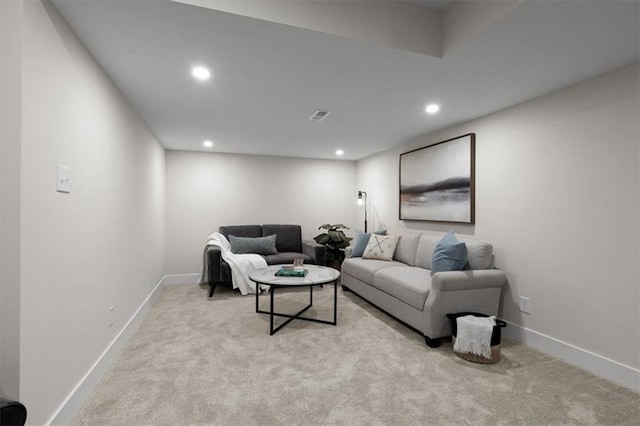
[206,224,326,297]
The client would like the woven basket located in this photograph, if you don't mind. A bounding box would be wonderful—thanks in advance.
[447,312,507,365]
[452,336,501,364]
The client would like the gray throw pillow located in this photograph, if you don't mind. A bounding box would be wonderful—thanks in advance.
[431,231,468,275]
[229,234,277,255]
[362,234,400,261]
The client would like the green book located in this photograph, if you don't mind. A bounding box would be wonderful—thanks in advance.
[275,268,308,277]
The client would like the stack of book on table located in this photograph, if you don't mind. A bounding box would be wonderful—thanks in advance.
[275,265,308,277]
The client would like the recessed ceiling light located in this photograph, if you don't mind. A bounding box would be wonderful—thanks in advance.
[192,66,211,81]
[425,104,440,114]
[336,149,344,156]
[203,140,213,148]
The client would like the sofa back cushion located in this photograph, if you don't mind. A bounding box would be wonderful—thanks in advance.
[413,232,494,270]
[219,225,262,240]
[262,224,302,253]
[415,234,440,270]
[392,234,421,266]
[463,240,494,270]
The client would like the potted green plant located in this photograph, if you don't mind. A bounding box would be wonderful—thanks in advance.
[314,224,352,270]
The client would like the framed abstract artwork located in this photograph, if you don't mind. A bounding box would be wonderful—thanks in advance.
[399,133,475,224]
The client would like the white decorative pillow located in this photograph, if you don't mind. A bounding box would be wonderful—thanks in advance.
[362,235,400,261]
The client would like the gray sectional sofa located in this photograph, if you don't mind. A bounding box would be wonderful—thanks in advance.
[341,229,506,347]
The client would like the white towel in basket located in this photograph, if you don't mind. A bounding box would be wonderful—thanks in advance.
[453,315,496,359]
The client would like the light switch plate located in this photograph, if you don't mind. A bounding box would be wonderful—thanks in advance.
[56,165,70,193]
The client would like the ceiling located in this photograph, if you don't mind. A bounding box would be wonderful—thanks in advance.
[50,0,638,161]
[409,0,452,11]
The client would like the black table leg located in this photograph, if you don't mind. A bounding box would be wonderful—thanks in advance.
[255,286,259,313]
[255,281,339,335]
[270,287,275,335]
[333,280,337,324]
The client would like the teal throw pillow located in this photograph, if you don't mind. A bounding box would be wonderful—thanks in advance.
[229,234,277,255]
[349,231,371,258]
[431,231,468,275]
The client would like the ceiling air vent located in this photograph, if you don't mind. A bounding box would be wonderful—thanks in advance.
[309,109,331,122]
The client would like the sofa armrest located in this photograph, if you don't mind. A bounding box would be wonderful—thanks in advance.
[302,239,326,265]
[207,246,223,283]
[431,269,506,292]
[425,269,506,339]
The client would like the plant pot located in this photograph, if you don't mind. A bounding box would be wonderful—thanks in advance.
[326,249,345,271]
[328,259,342,271]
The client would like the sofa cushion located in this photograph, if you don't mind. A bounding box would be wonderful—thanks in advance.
[229,234,277,255]
[219,225,262,239]
[464,240,494,270]
[372,267,432,310]
[415,234,440,269]
[431,231,468,274]
[362,235,400,261]
[393,234,420,266]
[342,257,405,284]
[264,252,315,265]
[262,224,302,253]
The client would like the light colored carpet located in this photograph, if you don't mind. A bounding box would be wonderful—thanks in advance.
[72,284,639,425]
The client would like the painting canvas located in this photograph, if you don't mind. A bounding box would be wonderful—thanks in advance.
[399,133,475,223]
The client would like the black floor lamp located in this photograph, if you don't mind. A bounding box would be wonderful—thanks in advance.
[357,191,367,232]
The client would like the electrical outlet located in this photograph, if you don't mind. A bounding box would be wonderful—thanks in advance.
[108,305,115,328]
[56,165,71,193]
[519,296,530,314]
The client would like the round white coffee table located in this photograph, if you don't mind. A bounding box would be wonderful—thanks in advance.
[249,264,340,335]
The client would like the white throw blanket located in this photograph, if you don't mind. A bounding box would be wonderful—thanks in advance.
[453,315,496,359]
[198,232,268,295]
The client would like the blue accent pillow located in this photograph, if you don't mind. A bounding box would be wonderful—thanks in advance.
[431,231,468,275]
[229,234,277,255]
[349,231,371,258]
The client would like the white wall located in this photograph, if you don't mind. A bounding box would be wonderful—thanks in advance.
[165,151,357,275]
[358,64,639,376]
[0,0,23,400]
[18,2,165,424]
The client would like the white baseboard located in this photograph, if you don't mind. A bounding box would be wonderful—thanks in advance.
[503,320,639,392]
[47,277,166,426]
[45,279,638,425]
[163,273,200,285]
